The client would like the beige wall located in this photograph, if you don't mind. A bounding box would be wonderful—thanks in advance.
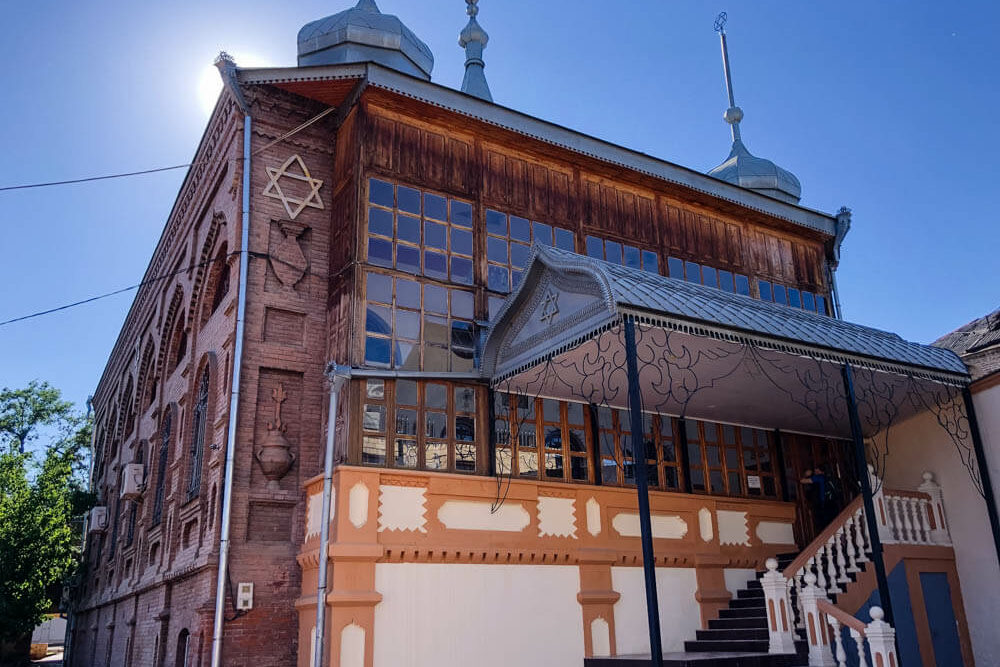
[880,386,1000,666]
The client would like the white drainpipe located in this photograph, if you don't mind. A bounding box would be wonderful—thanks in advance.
[313,364,352,667]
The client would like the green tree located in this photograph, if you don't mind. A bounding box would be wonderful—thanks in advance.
[0,382,91,665]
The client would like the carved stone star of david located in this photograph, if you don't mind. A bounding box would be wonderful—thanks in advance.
[262,154,324,220]
[539,289,560,324]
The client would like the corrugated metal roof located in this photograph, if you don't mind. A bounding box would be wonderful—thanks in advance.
[535,246,968,377]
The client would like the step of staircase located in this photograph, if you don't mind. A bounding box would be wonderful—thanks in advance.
[584,651,805,667]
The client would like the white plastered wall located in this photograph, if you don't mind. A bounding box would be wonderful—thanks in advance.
[723,568,757,597]
[373,563,584,667]
[611,566,700,654]
[880,383,1000,666]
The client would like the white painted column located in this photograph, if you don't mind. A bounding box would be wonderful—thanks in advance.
[865,607,898,667]
[918,471,951,545]
[761,559,796,654]
[868,465,895,545]
[799,573,836,667]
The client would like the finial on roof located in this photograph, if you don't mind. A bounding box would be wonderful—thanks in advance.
[356,0,379,11]
[707,12,802,204]
[459,0,493,101]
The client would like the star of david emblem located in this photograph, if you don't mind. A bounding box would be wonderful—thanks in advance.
[262,154,324,220]
[539,289,560,324]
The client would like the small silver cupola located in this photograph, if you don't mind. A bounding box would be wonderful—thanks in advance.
[459,0,492,101]
[707,13,801,204]
[297,0,434,80]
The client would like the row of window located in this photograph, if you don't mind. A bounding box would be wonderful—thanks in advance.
[359,380,781,499]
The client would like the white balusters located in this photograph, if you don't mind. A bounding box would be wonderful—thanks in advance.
[762,558,797,654]
[868,464,896,545]
[919,471,951,545]
[854,509,870,563]
[850,628,869,667]
[827,614,847,667]
[835,526,850,584]
[866,606,898,667]
[813,552,828,593]
[845,516,860,573]
[825,539,842,594]
[916,498,932,544]
[800,573,837,667]
[900,497,916,542]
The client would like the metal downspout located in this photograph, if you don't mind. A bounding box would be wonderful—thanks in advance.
[212,53,252,667]
[313,365,351,667]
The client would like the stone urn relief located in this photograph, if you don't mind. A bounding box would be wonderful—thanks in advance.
[256,384,296,490]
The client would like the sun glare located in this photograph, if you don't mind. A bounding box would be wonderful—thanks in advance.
[196,52,273,116]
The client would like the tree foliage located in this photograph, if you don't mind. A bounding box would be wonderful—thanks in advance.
[0,382,92,648]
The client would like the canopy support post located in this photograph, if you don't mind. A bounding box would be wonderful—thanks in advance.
[841,364,896,629]
[624,317,663,666]
[961,387,1000,572]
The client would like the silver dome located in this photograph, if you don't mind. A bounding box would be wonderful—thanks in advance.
[708,138,802,204]
[297,0,434,80]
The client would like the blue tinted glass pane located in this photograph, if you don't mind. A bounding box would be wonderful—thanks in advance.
[488,297,504,320]
[425,284,448,314]
[802,291,815,311]
[424,221,447,249]
[512,269,524,287]
[424,250,447,280]
[606,241,623,265]
[366,272,392,303]
[488,265,509,292]
[451,290,474,319]
[642,250,658,273]
[397,186,420,214]
[510,216,531,241]
[555,228,575,251]
[486,210,506,236]
[396,310,420,339]
[396,245,420,275]
[397,279,420,308]
[424,193,447,220]
[586,236,603,258]
[719,270,734,292]
[369,179,394,207]
[368,238,393,267]
[533,222,552,245]
[668,257,684,278]
[510,243,531,268]
[397,215,420,243]
[366,305,391,334]
[451,200,472,227]
[788,288,801,308]
[735,275,750,296]
[773,284,787,305]
[702,266,718,288]
[624,246,641,269]
[816,295,827,315]
[451,228,473,256]
[368,207,393,237]
[758,280,773,301]
[365,336,391,366]
[685,261,701,283]
[487,237,507,264]
[450,256,473,285]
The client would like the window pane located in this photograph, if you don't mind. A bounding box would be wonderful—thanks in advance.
[424,221,447,249]
[735,274,750,296]
[606,241,623,265]
[368,207,393,237]
[533,222,552,246]
[555,228,575,251]
[702,266,718,288]
[425,383,447,409]
[397,341,419,369]
[642,250,658,273]
[545,452,564,478]
[394,439,417,468]
[586,236,603,259]
[510,243,531,269]
[396,245,420,274]
[451,290,474,319]
[424,315,448,345]
[396,309,420,339]
[425,412,447,439]
[802,291,815,312]
[544,426,562,450]
[668,257,684,278]
[719,270,734,292]
[398,215,420,244]
[454,386,475,412]
[518,423,536,449]
[519,451,538,477]
[363,404,386,432]
[663,467,678,489]
[788,288,801,309]
[424,193,447,221]
[566,402,584,425]
[397,279,420,308]
[425,285,448,314]
[571,456,589,481]
[368,238,393,267]
[690,467,706,492]
[488,296,504,320]
[706,445,721,467]
[451,200,472,227]
[685,261,701,283]
[510,216,531,241]
[366,305,392,334]
[455,416,475,442]
[710,470,725,493]
[455,443,477,472]
[396,409,417,435]
[661,441,676,462]
[728,472,742,495]
[488,265,509,292]
[369,179,394,207]
[685,419,699,441]
[366,379,384,399]
[450,256,473,285]
[543,399,561,422]
[763,476,776,496]
[758,280,773,302]
[816,295,827,315]
[486,210,507,235]
[397,380,418,406]
[425,442,448,470]
[366,272,392,304]
[624,245,641,269]
[451,228,473,256]
[424,250,447,280]
[451,321,476,353]
[364,336,391,366]
[487,236,508,263]
[687,441,703,467]
[362,436,386,465]
[495,447,512,474]
[598,407,613,429]
[773,284,787,305]
[725,447,739,469]
[397,186,420,214]
[569,429,586,453]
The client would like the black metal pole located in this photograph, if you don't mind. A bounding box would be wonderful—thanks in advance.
[961,388,1000,573]
[773,429,790,503]
[624,317,663,665]
[677,417,693,495]
[841,364,896,627]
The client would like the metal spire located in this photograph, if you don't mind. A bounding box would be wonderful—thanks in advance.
[459,0,492,101]
[715,12,743,144]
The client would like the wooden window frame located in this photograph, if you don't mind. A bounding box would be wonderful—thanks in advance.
[685,419,781,499]
[485,209,576,295]
[585,235,659,273]
[493,395,594,484]
[596,408,682,491]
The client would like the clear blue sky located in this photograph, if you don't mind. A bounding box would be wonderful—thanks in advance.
[1,0,997,410]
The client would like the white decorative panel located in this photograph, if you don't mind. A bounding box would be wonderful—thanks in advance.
[378,485,428,533]
[437,501,529,532]
[756,521,795,545]
[374,563,583,667]
[590,617,611,657]
[349,482,369,529]
[537,497,577,538]
[586,497,601,536]
[717,510,750,546]
[612,566,699,654]
[698,507,713,542]
[340,623,365,667]
[611,513,688,539]
[305,492,322,541]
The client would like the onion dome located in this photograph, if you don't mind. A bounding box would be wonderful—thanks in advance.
[297,0,434,80]
[459,0,492,101]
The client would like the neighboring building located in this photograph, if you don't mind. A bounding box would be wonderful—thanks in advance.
[67,2,997,666]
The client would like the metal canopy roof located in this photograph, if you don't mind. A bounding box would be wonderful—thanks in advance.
[483,246,967,386]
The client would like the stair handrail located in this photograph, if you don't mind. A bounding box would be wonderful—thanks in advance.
[782,495,864,579]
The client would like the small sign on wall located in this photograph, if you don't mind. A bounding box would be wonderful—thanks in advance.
[236,582,254,611]
[747,475,762,490]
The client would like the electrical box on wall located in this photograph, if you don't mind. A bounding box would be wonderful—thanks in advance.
[236,582,254,611]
